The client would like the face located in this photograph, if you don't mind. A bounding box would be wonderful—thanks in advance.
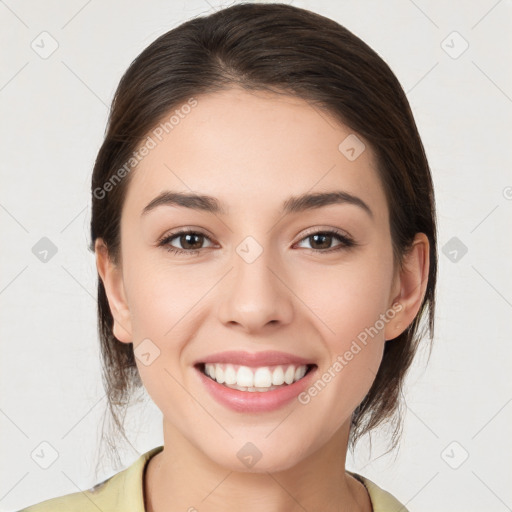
[97,87,421,473]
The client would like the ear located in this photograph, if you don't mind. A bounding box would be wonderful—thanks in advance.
[94,239,133,344]
[384,233,430,341]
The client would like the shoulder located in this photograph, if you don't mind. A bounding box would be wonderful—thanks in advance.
[17,488,102,512]
[17,446,164,512]
[347,470,410,512]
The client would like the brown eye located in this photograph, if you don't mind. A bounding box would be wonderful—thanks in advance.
[308,233,333,250]
[158,230,214,255]
[296,230,356,253]
[177,233,205,250]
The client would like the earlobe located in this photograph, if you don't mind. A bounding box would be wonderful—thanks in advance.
[384,233,430,341]
[94,239,133,343]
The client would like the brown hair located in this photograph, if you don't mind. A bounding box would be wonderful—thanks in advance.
[89,2,437,471]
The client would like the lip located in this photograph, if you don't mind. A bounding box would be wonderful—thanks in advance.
[195,350,315,368]
[194,363,318,413]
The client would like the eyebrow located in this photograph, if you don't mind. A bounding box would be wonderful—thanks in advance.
[141,190,373,219]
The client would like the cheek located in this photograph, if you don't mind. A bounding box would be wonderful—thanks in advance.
[124,260,206,396]
[126,264,194,414]
[124,256,194,336]
[300,274,388,426]
[298,252,392,401]
[302,255,393,344]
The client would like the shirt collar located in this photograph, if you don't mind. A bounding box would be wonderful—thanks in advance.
[90,445,408,512]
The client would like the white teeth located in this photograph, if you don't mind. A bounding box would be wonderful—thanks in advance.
[203,363,310,390]
[295,365,307,381]
[272,366,285,385]
[254,367,272,387]
[237,366,254,387]
[224,365,237,385]
[284,365,296,384]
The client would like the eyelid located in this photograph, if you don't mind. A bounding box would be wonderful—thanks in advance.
[293,227,357,252]
[158,225,353,242]
[157,226,215,244]
[295,225,353,242]
[158,225,357,256]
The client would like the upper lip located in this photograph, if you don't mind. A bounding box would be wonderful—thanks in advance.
[195,350,315,368]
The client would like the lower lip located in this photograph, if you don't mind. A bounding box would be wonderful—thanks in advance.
[194,365,317,413]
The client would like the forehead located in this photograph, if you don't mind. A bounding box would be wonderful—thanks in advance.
[122,87,387,222]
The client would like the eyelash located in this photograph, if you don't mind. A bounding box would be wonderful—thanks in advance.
[157,227,357,256]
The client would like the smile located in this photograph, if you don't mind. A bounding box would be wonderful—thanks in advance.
[194,362,318,412]
[199,362,314,391]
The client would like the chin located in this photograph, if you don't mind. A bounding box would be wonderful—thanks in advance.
[204,437,312,474]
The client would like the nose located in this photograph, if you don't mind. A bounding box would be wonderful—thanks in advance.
[216,240,294,334]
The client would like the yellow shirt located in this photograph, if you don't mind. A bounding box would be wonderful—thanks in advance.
[18,445,409,512]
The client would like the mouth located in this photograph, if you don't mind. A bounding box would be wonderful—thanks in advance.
[194,362,317,392]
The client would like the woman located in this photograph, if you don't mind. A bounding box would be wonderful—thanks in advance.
[20,3,436,511]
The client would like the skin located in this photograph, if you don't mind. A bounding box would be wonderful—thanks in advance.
[95,87,429,512]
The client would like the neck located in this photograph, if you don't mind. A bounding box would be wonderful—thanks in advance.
[144,419,372,512]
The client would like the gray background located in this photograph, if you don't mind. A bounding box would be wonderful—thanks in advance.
[1,1,511,511]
